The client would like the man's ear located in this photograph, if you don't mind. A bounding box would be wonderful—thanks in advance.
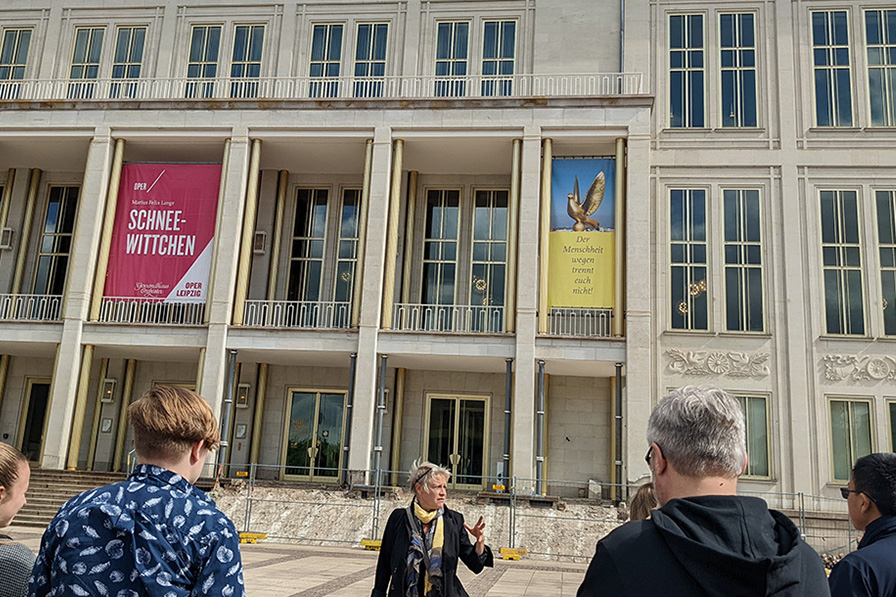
[860,492,879,516]
[189,439,205,465]
[652,443,668,475]
[739,453,749,477]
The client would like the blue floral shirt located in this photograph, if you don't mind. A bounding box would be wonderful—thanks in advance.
[28,464,245,597]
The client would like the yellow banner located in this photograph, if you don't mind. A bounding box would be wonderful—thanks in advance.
[548,231,615,308]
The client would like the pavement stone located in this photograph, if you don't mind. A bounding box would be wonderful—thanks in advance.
[7,525,589,596]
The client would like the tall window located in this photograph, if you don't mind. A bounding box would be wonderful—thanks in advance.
[334,189,360,303]
[354,23,387,98]
[866,10,896,126]
[812,11,852,127]
[820,190,864,335]
[471,190,508,308]
[288,189,328,302]
[481,20,515,97]
[724,190,763,331]
[69,27,104,99]
[720,14,756,127]
[435,22,469,97]
[670,189,708,330]
[735,395,769,477]
[669,14,704,128]
[34,187,79,296]
[110,27,145,99]
[186,25,221,99]
[878,190,896,336]
[890,401,896,452]
[830,398,872,481]
[230,25,264,98]
[0,28,31,99]
[423,189,460,305]
[309,24,343,98]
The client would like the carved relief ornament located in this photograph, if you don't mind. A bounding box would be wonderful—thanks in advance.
[823,354,896,382]
[666,350,770,378]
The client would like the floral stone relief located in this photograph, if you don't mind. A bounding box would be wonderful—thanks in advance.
[666,350,770,378]
[823,354,896,382]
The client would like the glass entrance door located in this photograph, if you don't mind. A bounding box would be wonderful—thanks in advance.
[425,395,488,489]
[283,390,346,480]
[20,380,50,462]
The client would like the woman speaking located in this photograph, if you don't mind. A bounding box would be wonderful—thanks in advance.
[371,461,493,597]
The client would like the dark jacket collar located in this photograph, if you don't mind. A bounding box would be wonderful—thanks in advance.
[858,515,896,549]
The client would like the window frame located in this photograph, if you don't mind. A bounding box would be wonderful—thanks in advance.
[469,188,509,309]
[818,188,866,336]
[185,24,223,98]
[668,187,710,331]
[0,27,33,81]
[308,22,344,98]
[668,12,706,128]
[863,8,896,127]
[32,185,80,297]
[888,399,896,453]
[718,12,758,128]
[810,9,855,127]
[876,189,896,336]
[229,24,265,98]
[828,396,875,483]
[734,393,772,479]
[722,188,765,333]
[352,22,389,98]
[480,19,517,97]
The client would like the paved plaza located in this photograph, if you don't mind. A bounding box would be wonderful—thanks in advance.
[9,525,588,596]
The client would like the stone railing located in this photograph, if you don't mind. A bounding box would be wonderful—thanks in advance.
[0,293,62,321]
[547,307,613,338]
[392,303,505,334]
[98,297,205,325]
[0,72,644,102]
[242,300,351,329]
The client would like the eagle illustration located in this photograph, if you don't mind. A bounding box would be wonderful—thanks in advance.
[566,172,605,231]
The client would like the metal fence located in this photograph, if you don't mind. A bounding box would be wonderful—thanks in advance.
[548,307,613,337]
[98,297,205,325]
[392,303,505,333]
[213,465,854,561]
[0,293,62,321]
[243,299,351,329]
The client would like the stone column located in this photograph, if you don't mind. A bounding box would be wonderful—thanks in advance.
[622,129,653,485]
[348,127,393,477]
[200,134,250,421]
[511,128,543,487]
[43,133,115,469]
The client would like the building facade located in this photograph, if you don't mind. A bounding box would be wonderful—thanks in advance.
[0,0,892,505]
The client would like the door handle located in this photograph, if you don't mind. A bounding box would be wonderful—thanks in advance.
[449,453,461,466]
[308,446,319,458]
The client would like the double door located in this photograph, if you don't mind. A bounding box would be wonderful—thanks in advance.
[424,394,489,489]
[283,390,346,480]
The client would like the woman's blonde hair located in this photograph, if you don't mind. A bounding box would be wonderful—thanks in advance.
[0,442,27,490]
[629,482,657,521]
[408,459,451,491]
[128,386,220,461]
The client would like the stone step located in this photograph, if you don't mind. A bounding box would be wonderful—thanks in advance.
[19,469,130,529]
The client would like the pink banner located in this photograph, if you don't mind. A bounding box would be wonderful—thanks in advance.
[104,164,221,302]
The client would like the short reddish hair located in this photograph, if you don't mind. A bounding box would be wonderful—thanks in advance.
[128,386,220,461]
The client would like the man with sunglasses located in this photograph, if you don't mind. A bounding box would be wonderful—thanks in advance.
[829,452,896,597]
[578,385,829,596]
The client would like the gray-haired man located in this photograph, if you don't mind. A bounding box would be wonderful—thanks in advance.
[577,385,829,597]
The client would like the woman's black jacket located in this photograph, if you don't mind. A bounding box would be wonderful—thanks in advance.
[370,505,494,597]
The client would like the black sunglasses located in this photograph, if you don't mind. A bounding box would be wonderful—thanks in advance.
[840,487,874,501]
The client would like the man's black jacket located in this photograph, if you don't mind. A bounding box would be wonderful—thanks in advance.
[577,495,830,596]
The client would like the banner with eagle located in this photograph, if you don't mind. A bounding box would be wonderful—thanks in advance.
[549,158,616,309]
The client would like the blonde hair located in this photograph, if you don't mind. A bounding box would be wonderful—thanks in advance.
[128,386,220,461]
[629,482,657,521]
[0,443,27,491]
[408,459,451,491]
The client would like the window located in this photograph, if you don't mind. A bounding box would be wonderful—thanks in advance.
[812,11,853,127]
[186,25,221,98]
[481,20,515,96]
[470,190,508,331]
[435,21,469,97]
[288,189,328,303]
[333,189,360,303]
[354,23,387,98]
[670,189,708,330]
[423,189,460,305]
[866,10,896,126]
[0,28,31,99]
[735,395,769,477]
[878,191,896,335]
[110,26,145,99]
[724,190,763,332]
[830,398,872,481]
[33,187,79,296]
[669,14,704,128]
[890,401,896,452]
[69,27,104,99]
[820,190,864,335]
[309,24,343,98]
[230,25,264,98]
[720,14,756,127]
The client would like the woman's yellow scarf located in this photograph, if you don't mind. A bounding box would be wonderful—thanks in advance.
[413,501,444,595]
